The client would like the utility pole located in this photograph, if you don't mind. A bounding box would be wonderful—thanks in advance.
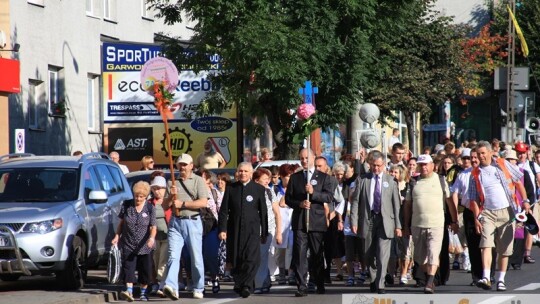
[506,0,516,142]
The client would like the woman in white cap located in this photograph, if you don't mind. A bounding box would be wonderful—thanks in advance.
[148,172,170,297]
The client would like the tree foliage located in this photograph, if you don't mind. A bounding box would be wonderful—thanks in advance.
[149,0,426,158]
[149,0,486,156]
[362,1,468,145]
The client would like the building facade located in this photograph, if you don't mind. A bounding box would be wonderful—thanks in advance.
[2,0,192,156]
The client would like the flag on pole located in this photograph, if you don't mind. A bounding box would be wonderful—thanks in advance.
[507,5,529,57]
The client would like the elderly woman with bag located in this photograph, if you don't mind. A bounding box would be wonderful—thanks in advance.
[112,181,157,302]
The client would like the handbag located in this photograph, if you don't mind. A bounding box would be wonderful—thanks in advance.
[107,244,121,284]
[448,229,463,254]
[178,179,217,236]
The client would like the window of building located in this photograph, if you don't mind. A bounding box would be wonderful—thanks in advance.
[87,74,99,131]
[28,79,45,129]
[86,0,94,15]
[104,0,117,21]
[48,67,66,116]
[141,0,153,19]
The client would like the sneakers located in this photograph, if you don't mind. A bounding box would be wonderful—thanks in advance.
[424,282,435,294]
[288,275,296,285]
[120,291,134,302]
[139,294,149,301]
[400,276,408,285]
[212,279,221,293]
[193,291,204,299]
[524,256,536,264]
[346,277,355,287]
[163,285,180,301]
[477,277,492,290]
[497,281,507,291]
[156,289,166,298]
[452,260,460,270]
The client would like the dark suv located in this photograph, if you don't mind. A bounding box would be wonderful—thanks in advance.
[0,153,132,289]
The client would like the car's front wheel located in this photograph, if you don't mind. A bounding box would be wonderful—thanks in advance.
[56,235,87,290]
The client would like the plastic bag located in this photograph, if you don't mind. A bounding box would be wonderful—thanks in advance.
[107,245,122,284]
[448,229,463,254]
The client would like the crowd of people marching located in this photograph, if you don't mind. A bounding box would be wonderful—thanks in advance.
[110,138,540,301]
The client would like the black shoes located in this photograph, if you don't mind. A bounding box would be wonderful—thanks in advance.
[370,282,377,293]
[378,289,386,294]
[240,287,251,298]
[385,274,394,285]
[316,285,326,294]
[295,289,308,297]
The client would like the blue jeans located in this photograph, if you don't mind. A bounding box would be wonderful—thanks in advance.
[255,232,274,289]
[164,217,205,293]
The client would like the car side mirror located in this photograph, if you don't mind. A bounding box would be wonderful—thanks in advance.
[88,190,108,204]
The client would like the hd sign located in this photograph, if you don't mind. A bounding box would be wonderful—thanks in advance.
[102,42,238,168]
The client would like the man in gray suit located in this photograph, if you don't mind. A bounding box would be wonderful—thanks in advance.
[351,150,402,294]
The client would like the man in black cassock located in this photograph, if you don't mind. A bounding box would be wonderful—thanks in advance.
[218,162,268,298]
[286,148,334,297]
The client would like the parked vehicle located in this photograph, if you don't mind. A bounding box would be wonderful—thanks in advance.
[0,153,132,290]
[125,168,236,188]
[254,160,301,169]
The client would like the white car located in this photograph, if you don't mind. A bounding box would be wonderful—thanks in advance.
[0,153,132,290]
[254,160,301,169]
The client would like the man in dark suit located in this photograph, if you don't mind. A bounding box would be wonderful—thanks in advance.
[351,150,402,294]
[286,148,334,297]
[218,162,268,298]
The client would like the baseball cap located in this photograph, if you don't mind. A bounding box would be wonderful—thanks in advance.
[417,154,433,164]
[461,148,471,158]
[176,153,193,164]
[515,142,529,153]
[150,176,167,188]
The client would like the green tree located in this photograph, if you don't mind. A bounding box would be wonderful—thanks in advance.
[150,0,422,159]
[363,1,468,146]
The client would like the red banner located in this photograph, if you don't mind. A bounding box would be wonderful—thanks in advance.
[0,58,20,93]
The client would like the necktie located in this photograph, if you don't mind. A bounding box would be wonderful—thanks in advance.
[373,175,381,214]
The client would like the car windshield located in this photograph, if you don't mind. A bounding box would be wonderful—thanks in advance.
[0,168,79,202]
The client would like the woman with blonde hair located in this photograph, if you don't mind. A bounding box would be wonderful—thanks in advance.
[140,155,155,171]
[388,164,413,285]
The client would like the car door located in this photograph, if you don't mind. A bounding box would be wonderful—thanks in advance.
[103,164,132,247]
[83,165,110,259]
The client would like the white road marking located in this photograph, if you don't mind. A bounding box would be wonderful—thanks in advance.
[203,298,239,304]
[515,283,540,290]
[476,296,516,304]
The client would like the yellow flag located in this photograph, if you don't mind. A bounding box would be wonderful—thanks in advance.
[507,5,529,57]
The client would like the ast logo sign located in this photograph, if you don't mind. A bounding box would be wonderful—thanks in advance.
[108,127,153,161]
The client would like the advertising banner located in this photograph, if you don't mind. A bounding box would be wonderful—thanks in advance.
[102,42,237,169]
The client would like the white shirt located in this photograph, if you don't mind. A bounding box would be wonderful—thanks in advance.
[480,166,510,210]
[450,167,472,208]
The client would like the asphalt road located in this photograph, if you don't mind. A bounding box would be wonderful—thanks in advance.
[1,249,540,304]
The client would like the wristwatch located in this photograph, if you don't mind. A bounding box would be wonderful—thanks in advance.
[523,199,530,204]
